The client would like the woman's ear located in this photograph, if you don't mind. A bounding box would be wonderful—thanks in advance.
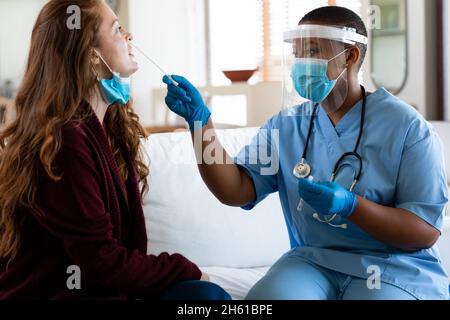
[90,49,101,66]
[346,46,361,68]
[90,49,102,80]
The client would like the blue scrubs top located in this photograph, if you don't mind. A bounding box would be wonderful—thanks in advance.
[235,88,449,300]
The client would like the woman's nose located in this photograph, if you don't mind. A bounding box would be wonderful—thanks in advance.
[124,29,132,42]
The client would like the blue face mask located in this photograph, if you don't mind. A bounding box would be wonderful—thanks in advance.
[99,72,131,105]
[95,51,131,105]
[291,50,348,103]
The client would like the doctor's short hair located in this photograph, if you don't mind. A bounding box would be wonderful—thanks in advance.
[299,6,368,69]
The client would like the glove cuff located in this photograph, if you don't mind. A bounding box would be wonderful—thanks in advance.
[188,105,211,131]
[342,192,357,218]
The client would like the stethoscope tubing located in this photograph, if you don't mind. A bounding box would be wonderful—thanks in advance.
[296,86,367,228]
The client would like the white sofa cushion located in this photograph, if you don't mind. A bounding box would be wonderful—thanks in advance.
[430,121,450,185]
[437,217,450,281]
[199,266,269,300]
[142,128,290,268]
[141,124,450,284]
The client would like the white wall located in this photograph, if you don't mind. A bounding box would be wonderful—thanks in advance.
[0,0,47,84]
[128,0,207,126]
[0,0,438,124]
[0,0,129,84]
[0,0,203,126]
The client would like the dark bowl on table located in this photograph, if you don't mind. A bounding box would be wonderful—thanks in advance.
[222,69,258,83]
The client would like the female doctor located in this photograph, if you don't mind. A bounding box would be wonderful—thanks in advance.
[163,6,449,300]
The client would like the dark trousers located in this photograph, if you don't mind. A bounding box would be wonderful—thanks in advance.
[155,280,232,300]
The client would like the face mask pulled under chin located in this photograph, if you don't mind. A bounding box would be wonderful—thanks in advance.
[95,51,131,106]
[98,72,131,106]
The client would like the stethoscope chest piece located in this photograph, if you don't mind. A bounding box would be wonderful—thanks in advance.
[293,159,311,179]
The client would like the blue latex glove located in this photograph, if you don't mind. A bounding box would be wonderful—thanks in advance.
[298,179,357,218]
[163,75,211,131]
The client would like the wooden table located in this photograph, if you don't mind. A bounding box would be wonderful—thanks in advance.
[145,125,188,134]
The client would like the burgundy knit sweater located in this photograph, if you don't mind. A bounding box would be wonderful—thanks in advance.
[0,102,201,299]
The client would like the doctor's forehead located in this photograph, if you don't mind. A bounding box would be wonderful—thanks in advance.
[293,38,344,54]
[293,38,333,51]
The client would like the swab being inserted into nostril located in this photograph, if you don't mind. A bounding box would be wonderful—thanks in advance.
[129,42,178,86]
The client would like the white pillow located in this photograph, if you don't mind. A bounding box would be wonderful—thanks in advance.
[429,122,450,184]
[142,128,290,268]
[199,266,269,300]
[437,217,450,281]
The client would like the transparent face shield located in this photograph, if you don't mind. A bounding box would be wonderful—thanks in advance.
[281,24,368,116]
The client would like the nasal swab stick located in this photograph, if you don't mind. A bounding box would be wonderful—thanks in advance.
[130,43,178,86]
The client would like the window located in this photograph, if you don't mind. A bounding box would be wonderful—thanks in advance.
[208,0,364,84]
[370,0,407,94]
[208,0,263,85]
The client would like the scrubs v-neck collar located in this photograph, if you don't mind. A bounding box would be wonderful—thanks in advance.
[317,94,365,140]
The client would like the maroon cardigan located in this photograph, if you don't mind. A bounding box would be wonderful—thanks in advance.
[0,102,201,299]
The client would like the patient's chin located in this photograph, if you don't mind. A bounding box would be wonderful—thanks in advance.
[130,62,139,74]
[120,62,139,77]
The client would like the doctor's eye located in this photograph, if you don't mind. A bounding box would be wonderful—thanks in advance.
[303,47,319,58]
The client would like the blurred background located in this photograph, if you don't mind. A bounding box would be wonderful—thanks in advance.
[0,0,448,132]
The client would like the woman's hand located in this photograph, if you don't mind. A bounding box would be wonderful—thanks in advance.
[298,179,357,218]
[162,75,211,131]
[200,272,210,282]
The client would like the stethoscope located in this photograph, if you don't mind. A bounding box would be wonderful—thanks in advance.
[293,85,367,229]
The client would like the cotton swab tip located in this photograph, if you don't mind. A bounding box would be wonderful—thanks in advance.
[166,75,179,86]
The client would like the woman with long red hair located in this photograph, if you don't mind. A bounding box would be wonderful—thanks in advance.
[0,0,230,300]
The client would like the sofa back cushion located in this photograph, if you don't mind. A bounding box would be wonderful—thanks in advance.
[142,128,290,268]
[437,218,450,280]
[430,121,450,185]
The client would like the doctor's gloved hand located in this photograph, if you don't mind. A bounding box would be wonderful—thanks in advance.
[163,75,211,131]
[298,179,357,218]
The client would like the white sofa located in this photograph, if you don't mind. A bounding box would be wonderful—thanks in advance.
[429,122,450,280]
[142,124,450,300]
